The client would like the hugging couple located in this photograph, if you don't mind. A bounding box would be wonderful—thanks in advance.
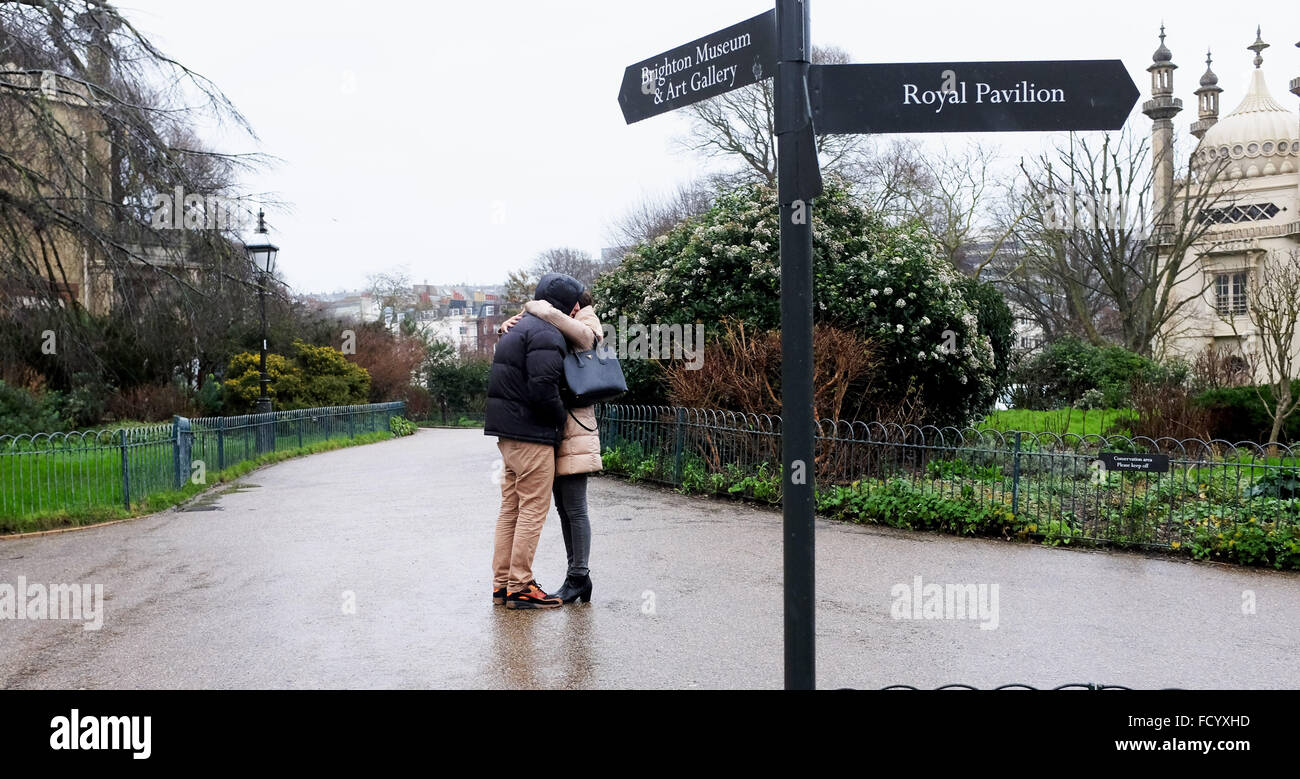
[484,273,604,609]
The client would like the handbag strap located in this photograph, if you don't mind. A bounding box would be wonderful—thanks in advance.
[568,348,595,368]
[568,408,597,432]
[569,334,607,363]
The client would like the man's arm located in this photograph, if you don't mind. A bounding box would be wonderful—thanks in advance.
[524,329,568,429]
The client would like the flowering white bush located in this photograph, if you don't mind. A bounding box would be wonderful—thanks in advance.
[594,178,1007,425]
[817,223,1000,424]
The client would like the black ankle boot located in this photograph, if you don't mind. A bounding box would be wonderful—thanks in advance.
[552,574,593,604]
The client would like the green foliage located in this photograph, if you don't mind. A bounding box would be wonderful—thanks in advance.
[1244,468,1300,499]
[600,440,645,475]
[603,435,1300,570]
[925,458,1003,482]
[594,178,1008,426]
[603,445,781,500]
[601,440,659,482]
[389,416,418,437]
[1176,502,1300,569]
[725,462,780,501]
[1039,518,1077,547]
[423,341,492,413]
[291,340,372,406]
[848,224,1002,425]
[1195,382,1300,444]
[815,479,1022,537]
[221,340,371,413]
[0,380,68,435]
[1011,337,1185,410]
[630,456,658,482]
[615,358,669,406]
[58,372,109,428]
[680,454,729,494]
[197,374,223,416]
[960,276,1015,404]
[221,352,292,411]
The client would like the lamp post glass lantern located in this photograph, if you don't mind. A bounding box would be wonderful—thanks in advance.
[245,210,278,418]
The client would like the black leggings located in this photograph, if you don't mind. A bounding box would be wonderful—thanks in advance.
[553,474,590,577]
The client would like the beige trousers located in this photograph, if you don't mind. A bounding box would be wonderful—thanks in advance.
[492,438,556,593]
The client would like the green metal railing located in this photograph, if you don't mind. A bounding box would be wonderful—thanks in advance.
[411,408,486,427]
[596,404,1300,552]
[0,402,406,522]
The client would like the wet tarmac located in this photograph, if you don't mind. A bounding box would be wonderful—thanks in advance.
[1,428,1298,689]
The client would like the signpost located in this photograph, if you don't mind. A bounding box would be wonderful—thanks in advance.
[618,0,1140,691]
[809,60,1140,134]
[617,10,778,125]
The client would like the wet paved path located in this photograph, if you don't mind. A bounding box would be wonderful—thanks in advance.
[2,428,1298,689]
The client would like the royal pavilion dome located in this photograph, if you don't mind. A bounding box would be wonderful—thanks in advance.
[1195,29,1299,179]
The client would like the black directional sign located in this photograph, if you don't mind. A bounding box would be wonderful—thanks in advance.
[809,60,1139,134]
[619,0,1147,692]
[618,10,778,124]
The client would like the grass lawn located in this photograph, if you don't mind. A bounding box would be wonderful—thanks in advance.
[1,430,395,534]
[979,408,1135,438]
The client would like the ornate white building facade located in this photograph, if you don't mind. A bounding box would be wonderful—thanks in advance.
[1148,29,1300,371]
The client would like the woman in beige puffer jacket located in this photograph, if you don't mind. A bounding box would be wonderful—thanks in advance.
[498,291,602,604]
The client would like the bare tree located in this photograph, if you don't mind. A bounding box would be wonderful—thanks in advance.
[0,0,270,388]
[531,247,611,288]
[1190,343,1252,392]
[606,175,721,255]
[502,268,533,312]
[367,268,414,322]
[1221,248,1300,449]
[988,130,1233,355]
[987,169,1115,345]
[676,45,864,184]
[849,138,930,220]
[853,139,1009,274]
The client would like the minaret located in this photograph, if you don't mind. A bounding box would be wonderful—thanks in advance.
[1292,40,1298,200]
[1190,50,1222,139]
[1290,39,1299,122]
[1143,25,1182,235]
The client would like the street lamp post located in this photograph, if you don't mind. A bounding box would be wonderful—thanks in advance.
[244,210,279,430]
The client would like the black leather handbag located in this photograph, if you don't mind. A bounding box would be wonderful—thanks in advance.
[563,344,627,407]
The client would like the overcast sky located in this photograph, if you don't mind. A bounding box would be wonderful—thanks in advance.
[114,0,1297,294]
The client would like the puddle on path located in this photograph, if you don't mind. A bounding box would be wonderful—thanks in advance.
[222,483,262,494]
[179,482,261,512]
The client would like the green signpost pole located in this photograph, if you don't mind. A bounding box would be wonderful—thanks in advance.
[775,0,820,691]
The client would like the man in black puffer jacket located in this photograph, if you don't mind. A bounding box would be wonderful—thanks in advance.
[485,272,583,609]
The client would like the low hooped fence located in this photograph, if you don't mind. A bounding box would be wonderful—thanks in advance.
[595,404,1300,559]
[0,402,406,523]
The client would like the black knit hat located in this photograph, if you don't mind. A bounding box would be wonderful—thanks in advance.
[533,272,583,312]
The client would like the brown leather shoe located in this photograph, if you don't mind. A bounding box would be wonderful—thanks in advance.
[505,582,562,609]
[492,587,507,606]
